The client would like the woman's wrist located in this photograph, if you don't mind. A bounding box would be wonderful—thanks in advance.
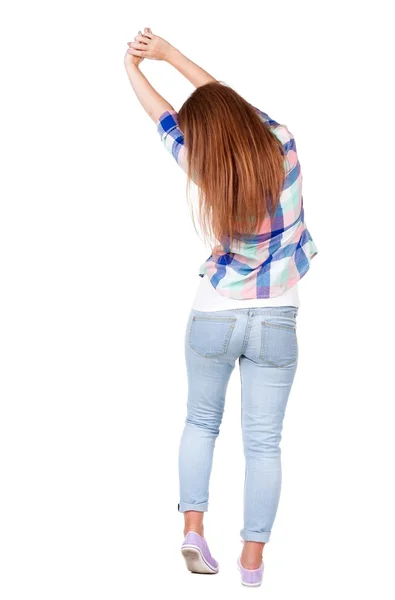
[124,60,140,74]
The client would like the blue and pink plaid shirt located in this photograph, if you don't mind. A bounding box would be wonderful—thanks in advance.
[157,106,318,299]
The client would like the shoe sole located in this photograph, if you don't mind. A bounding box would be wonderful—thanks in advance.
[181,545,219,574]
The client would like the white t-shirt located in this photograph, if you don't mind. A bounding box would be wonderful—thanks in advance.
[192,274,300,312]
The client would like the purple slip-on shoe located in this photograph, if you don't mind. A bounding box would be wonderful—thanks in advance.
[237,556,264,587]
[181,531,219,574]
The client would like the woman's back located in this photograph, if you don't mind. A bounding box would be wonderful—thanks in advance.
[157,99,318,299]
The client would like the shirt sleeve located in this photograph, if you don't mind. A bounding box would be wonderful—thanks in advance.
[156,110,188,174]
[253,106,295,157]
[252,106,279,126]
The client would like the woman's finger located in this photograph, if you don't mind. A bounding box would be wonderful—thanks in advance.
[129,42,148,51]
[143,27,153,38]
[127,48,145,57]
[134,35,150,44]
[128,41,144,48]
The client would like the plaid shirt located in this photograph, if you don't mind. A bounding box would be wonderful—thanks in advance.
[157,106,318,299]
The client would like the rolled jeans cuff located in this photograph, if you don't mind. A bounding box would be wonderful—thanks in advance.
[178,501,208,513]
[240,529,271,543]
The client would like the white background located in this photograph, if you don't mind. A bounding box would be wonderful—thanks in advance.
[1,1,394,598]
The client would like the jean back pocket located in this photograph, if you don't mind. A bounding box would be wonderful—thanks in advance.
[189,315,236,358]
[260,320,298,367]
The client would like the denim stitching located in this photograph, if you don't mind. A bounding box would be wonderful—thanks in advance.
[264,321,296,332]
[193,316,237,322]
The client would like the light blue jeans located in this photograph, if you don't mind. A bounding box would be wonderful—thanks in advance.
[178,306,299,543]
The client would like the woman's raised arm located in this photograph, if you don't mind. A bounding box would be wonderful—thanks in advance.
[124,34,174,123]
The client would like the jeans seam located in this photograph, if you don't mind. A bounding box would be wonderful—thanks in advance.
[241,312,254,354]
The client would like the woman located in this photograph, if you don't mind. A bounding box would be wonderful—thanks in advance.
[125,28,318,587]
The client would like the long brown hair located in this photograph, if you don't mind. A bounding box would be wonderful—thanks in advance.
[177,81,285,246]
